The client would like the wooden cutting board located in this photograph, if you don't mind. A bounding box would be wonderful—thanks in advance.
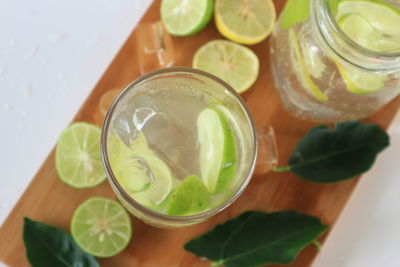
[1,1,399,266]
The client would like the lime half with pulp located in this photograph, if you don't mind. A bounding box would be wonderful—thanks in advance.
[215,0,276,45]
[193,40,259,93]
[71,197,132,258]
[55,122,106,188]
[161,0,213,36]
[197,108,236,194]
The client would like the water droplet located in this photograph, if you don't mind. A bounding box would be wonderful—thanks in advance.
[26,46,38,59]
[47,93,53,99]
[8,39,15,47]
[21,84,32,98]
[48,33,68,43]
[0,65,6,76]
[20,111,27,118]
[57,72,64,80]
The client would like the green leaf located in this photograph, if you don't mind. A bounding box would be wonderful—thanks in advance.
[274,121,389,183]
[280,0,310,30]
[184,211,328,267]
[23,217,99,267]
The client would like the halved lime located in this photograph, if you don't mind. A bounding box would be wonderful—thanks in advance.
[197,108,236,194]
[215,0,276,45]
[108,133,174,208]
[161,0,213,36]
[55,122,106,188]
[166,175,210,216]
[193,40,259,93]
[336,0,400,52]
[71,197,132,258]
[289,29,328,102]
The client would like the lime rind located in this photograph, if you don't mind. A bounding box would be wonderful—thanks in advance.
[197,108,237,194]
[166,175,210,216]
[289,29,328,102]
[336,62,387,94]
[71,197,132,258]
[55,122,106,188]
[161,0,213,36]
[193,40,259,93]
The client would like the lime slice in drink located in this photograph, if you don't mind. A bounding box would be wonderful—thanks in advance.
[55,122,106,188]
[166,175,210,216]
[215,0,276,45]
[289,29,328,102]
[336,0,400,53]
[197,108,236,194]
[108,133,173,208]
[71,197,132,257]
[160,0,213,36]
[337,63,387,94]
[193,40,259,93]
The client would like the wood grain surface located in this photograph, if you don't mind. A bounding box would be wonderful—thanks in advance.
[1,1,399,266]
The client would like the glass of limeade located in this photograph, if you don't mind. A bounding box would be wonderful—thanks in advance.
[271,0,400,122]
[101,67,257,228]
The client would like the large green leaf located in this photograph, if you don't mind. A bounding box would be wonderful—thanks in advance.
[23,217,99,267]
[184,211,328,267]
[274,121,389,183]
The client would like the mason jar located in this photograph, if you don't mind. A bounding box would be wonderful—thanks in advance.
[270,0,400,122]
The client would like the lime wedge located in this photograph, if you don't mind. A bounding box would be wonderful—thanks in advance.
[166,175,210,216]
[193,40,259,93]
[336,0,400,52]
[289,29,328,102]
[197,108,236,194]
[108,133,173,208]
[215,0,276,45]
[55,122,106,188]
[161,0,213,36]
[337,62,387,94]
[71,197,132,258]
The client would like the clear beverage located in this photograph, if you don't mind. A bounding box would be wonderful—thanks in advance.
[271,0,400,122]
[101,68,257,228]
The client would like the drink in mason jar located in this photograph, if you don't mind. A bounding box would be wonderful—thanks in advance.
[101,68,257,227]
[271,0,400,122]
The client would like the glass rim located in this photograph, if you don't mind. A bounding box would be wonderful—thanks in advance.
[313,0,400,70]
[101,66,258,223]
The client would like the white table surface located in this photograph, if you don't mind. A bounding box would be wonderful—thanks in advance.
[1,1,399,266]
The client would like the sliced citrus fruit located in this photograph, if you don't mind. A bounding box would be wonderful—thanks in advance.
[215,0,276,45]
[161,0,213,36]
[336,0,400,52]
[336,63,387,94]
[108,133,173,208]
[71,197,132,257]
[193,40,259,93]
[197,108,236,194]
[166,175,210,216]
[55,122,106,188]
[289,29,328,102]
